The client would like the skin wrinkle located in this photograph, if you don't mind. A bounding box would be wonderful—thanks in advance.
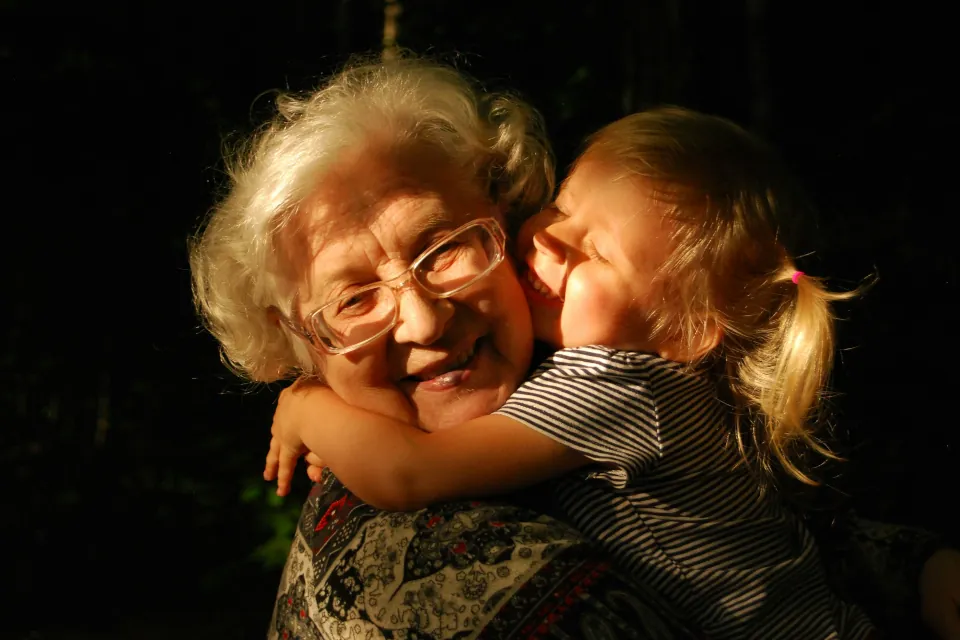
[290,143,532,432]
[296,190,471,316]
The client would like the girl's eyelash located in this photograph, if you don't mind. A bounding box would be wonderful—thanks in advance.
[586,243,607,262]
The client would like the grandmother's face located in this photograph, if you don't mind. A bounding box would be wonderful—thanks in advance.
[293,148,533,431]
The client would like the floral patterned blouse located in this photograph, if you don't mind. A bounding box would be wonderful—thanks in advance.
[269,468,950,639]
[268,469,702,639]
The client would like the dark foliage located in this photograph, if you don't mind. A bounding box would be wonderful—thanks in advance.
[2,1,954,637]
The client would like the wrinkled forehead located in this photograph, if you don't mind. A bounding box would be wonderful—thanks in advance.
[306,191,453,266]
[275,143,492,309]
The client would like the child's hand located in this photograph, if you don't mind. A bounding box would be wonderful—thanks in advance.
[263,432,306,497]
[921,548,960,640]
[263,378,324,496]
[304,452,326,483]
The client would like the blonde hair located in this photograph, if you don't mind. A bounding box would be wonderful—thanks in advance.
[584,106,863,485]
[189,54,554,382]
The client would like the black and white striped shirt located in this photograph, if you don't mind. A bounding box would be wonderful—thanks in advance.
[496,346,874,639]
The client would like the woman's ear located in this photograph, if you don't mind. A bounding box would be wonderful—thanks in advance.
[266,306,283,327]
[268,306,306,338]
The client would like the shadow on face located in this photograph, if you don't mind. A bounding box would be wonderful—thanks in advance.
[281,141,534,432]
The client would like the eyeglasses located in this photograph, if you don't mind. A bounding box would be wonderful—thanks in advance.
[280,217,506,355]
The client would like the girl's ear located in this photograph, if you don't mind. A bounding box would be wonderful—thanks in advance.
[694,320,724,359]
[658,320,723,363]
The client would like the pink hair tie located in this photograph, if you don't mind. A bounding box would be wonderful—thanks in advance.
[791,271,805,284]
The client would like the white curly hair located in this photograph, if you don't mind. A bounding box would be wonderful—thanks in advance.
[189,55,554,382]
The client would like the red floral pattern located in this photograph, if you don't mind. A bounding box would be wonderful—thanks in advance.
[270,470,698,639]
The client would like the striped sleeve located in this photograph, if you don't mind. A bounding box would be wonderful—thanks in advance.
[494,347,663,488]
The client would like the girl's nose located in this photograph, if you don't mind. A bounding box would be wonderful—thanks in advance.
[532,229,566,263]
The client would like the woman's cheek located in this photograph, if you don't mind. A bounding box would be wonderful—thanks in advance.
[327,343,390,390]
[326,346,418,423]
[487,267,533,364]
[484,266,525,312]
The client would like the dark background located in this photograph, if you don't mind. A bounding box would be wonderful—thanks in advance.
[2,1,955,638]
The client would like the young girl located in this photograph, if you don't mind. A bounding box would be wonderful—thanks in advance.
[265,107,875,638]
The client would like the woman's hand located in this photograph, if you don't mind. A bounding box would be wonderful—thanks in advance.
[263,378,328,496]
[921,548,960,640]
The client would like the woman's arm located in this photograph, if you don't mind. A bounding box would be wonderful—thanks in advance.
[264,379,588,511]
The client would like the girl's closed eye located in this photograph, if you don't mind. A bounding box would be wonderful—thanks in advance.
[545,204,568,222]
[585,240,608,263]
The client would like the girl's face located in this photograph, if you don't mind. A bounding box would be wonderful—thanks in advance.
[516,156,675,355]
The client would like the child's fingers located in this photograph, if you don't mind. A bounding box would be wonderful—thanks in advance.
[264,437,281,481]
[276,447,298,497]
[303,452,326,484]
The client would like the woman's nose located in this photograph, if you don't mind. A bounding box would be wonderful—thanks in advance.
[392,288,455,345]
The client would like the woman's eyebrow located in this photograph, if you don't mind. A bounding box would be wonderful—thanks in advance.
[314,208,459,288]
[408,207,457,240]
[310,260,372,305]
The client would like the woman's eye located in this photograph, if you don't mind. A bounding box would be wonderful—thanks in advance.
[336,291,374,315]
[426,242,467,270]
[432,241,454,253]
[436,240,466,255]
[340,295,363,309]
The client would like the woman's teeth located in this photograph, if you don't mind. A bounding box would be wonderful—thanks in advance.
[418,342,477,381]
[451,343,476,369]
[526,269,559,300]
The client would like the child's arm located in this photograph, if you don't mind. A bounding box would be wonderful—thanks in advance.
[263,379,589,511]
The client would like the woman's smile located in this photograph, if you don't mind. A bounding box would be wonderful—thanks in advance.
[400,335,483,390]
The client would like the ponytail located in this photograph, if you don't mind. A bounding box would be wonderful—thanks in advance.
[578,106,871,484]
[728,269,863,484]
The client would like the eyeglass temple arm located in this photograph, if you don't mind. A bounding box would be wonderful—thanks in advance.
[272,306,314,340]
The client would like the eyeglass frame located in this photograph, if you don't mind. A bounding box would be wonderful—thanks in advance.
[276,217,507,355]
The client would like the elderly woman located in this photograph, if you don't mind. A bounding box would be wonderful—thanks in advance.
[190,57,698,639]
[191,56,960,639]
